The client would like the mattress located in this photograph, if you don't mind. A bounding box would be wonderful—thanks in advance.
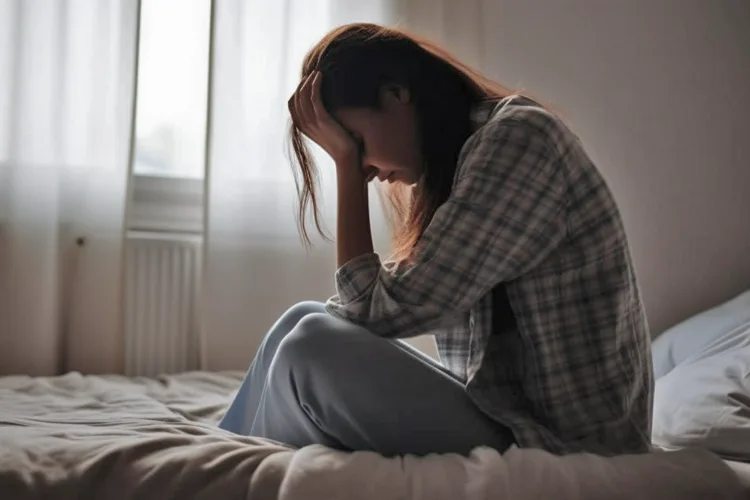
[0,371,745,500]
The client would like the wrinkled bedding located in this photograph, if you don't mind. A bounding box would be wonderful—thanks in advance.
[0,371,294,499]
[0,371,745,500]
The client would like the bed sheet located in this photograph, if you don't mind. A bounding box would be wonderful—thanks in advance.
[0,371,744,500]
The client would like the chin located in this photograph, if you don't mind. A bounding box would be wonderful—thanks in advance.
[395,170,419,185]
[404,173,422,186]
[390,176,417,187]
[383,167,420,186]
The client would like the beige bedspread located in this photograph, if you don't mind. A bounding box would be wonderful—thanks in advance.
[0,371,296,499]
[0,371,745,500]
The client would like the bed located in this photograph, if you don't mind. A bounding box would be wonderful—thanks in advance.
[0,371,746,499]
[1,289,749,500]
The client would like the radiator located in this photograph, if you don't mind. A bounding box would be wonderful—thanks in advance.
[124,232,203,377]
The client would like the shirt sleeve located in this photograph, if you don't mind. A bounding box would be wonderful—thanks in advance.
[326,114,569,338]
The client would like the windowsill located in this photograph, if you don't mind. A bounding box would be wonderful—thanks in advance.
[128,174,204,234]
[127,172,302,235]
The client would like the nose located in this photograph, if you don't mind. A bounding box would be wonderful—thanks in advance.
[376,170,391,182]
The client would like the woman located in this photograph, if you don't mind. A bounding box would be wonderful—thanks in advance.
[219,23,654,457]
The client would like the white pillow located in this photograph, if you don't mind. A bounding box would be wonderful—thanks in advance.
[651,289,750,379]
[651,290,750,460]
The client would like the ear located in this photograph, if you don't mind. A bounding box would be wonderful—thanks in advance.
[381,84,411,105]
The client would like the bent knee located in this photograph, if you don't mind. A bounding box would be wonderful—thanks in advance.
[282,301,326,326]
[264,301,325,343]
[283,313,337,350]
[274,313,365,365]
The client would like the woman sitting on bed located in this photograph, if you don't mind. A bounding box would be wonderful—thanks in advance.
[219,23,654,457]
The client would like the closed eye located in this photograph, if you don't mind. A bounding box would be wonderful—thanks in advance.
[354,136,365,155]
[336,120,365,155]
[344,129,364,155]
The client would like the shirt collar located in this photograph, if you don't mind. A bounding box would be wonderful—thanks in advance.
[469,99,503,132]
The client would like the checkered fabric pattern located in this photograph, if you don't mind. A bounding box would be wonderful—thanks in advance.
[326,96,653,455]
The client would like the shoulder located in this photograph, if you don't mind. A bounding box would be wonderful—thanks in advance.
[466,95,575,157]
[448,97,573,209]
[455,96,571,184]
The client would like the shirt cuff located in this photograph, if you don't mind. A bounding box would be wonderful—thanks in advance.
[333,252,381,305]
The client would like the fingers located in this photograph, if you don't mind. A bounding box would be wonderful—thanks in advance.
[297,73,317,127]
[288,72,315,128]
[287,71,360,164]
[287,77,304,123]
[309,71,325,121]
[309,72,340,132]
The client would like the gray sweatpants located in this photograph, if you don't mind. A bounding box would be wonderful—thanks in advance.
[218,301,514,456]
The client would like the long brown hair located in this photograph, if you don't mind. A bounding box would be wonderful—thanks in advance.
[289,23,512,260]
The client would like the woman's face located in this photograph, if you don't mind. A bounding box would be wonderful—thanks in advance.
[334,86,423,185]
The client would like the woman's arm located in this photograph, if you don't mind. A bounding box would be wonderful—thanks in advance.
[327,115,569,339]
[289,70,567,340]
[287,71,376,268]
[335,161,374,268]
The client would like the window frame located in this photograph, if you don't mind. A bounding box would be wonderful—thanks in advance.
[128,0,213,236]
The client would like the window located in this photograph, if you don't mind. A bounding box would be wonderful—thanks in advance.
[129,0,211,233]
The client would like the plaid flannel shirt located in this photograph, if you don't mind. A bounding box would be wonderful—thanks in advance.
[326,96,654,455]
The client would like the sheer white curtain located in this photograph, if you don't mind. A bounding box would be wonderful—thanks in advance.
[0,0,139,375]
[203,0,391,369]
[203,0,485,369]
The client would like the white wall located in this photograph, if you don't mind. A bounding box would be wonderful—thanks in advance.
[478,0,750,334]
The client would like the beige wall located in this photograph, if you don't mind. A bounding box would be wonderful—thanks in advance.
[478,0,750,335]
[206,1,749,370]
